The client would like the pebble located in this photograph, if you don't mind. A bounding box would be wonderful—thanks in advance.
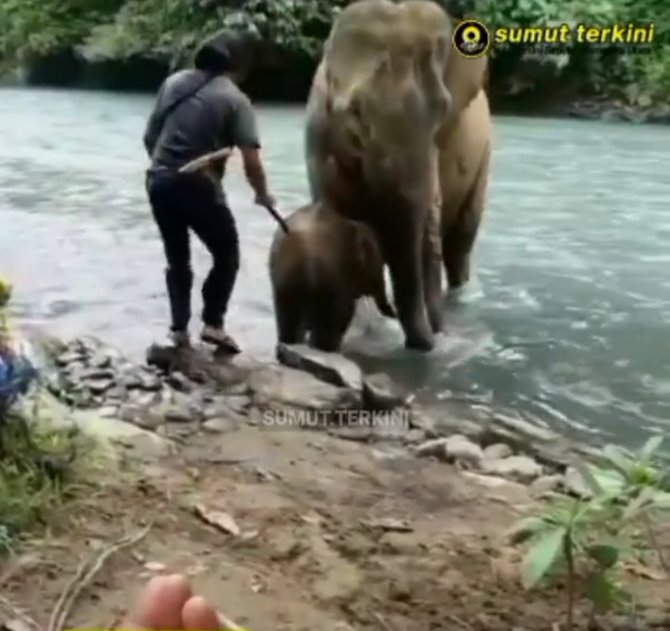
[482,455,543,483]
[167,371,192,393]
[563,466,593,498]
[202,418,238,434]
[87,378,113,395]
[164,405,193,424]
[483,443,513,461]
[414,437,448,459]
[530,474,564,496]
[443,435,484,469]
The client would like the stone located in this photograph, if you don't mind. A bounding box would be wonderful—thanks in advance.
[82,368,116,380]
[362,372,408,411]
[86,378,113,395]
[203,418,239,434]
[414,438,448,459]
[249,365,360,411]
[90,351,112,369]
[530,474,564,496]
[408,411,439,437]
[402,429,427,445]
[139,373,162,392]
[275,343,363,391]
[483,456,543,484]
[443,435,484,469]
[55,351,84,367]
[483,443,513,461]
[563,467,593,499]
[164,405,194,424]
[36,392,173,459]
[99,406,119,418]
[167,371,192,393]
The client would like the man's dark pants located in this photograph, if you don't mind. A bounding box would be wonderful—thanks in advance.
[146,171,240,333]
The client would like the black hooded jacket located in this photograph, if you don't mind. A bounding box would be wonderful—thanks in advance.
[143,30,261,196]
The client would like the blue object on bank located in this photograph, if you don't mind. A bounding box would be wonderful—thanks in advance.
[0,353,38,415]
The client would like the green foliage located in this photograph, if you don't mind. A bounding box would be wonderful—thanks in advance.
[0,0,668,103]
[511,435,670,630]
[0,395,90,555]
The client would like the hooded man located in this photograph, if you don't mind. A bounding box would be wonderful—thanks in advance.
[143,29,275,353]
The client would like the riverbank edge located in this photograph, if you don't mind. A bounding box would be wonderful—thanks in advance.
[6,330,669,628]
[24,331,646,501]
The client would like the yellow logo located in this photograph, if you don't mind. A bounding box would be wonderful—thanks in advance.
[452,19,490,58]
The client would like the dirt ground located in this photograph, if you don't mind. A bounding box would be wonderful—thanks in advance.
[1,423,669,631]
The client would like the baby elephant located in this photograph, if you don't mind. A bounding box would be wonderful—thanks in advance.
[269,203,395,352]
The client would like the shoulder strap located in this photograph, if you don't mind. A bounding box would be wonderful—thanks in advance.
[152,72,217,143]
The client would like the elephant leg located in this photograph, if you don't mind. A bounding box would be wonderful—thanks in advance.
[309,291,356,353]
[423,163,444,333]
[378,214,434,351]
[273,286,307,345]
[442,148,490,289]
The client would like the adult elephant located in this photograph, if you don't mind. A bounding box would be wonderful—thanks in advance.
[304,0,491,351]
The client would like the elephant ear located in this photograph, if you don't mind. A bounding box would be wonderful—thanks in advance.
[435,18,488,146]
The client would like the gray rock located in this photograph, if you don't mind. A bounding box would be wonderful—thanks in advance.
[164,405,194,424]
[87,378,113,395]
[443,434,484,469]
[249,364,360,412]
[167,371,192,393]
[483,443,513,461]
[362,373,408,411]
[99,406,119,418]
[483,455,543,483]
[530,475,564,496]
[90,351,112,369]
[564,466,593,499]
[402,429,427,445]
[202,418,239,434]
[414,438,448,459]
[34,391,173,459]
[56,351,84,367]
[408,411,439,437]
[82,367,116,380]
[139,373,162,391]
[275,343,362,391]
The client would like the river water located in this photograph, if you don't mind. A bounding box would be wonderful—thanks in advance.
[1,86,669,447]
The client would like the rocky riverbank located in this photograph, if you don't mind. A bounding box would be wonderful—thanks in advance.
[4,332,668,631]
[35,334,611,499]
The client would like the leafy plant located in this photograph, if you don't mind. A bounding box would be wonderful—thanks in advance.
[511,435,670,630]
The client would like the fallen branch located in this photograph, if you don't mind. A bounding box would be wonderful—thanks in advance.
[179,148,233,174]
[47,523,153,631]
[216,610,244,630]
[0,594,40,631]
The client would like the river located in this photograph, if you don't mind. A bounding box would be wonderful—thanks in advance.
[1,86,669,447]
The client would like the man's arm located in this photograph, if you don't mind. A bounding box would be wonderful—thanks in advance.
[143,83,167,157]
[230,94,274,205]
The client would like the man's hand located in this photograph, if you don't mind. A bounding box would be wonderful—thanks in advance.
[254,192,277,208]
[123,574,221,630]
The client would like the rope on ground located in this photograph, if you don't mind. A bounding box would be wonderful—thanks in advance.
[47,522,153,631]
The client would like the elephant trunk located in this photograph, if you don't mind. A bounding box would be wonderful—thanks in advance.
[369,186,436,351]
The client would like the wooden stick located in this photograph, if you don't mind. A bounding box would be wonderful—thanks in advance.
[179,148,233,174]
[47,523,153,631]
[179,150,290,234]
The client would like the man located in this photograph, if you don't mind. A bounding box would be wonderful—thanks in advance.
[143,29,276,353]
